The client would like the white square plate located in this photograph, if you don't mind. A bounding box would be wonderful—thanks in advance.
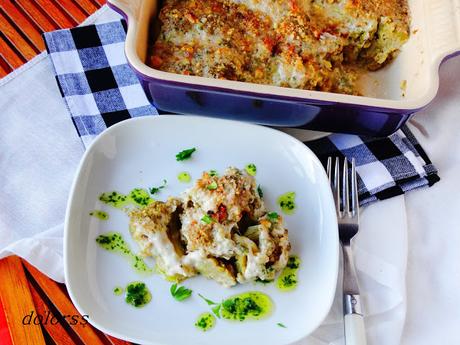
[65,115,339,345]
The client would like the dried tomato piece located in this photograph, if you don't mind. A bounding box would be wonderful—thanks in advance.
[217,205,227,223]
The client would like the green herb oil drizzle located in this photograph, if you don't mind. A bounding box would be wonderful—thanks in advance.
[220,291,272,321]
[177,172,191,183]
[89,210,109,220]
[276,255,300,291]
[99,189,153,209]
[125,281,152,308]
[277,192,296,215]
[195,312,216,331]
[245,164,257,176]
[95,232,153,274]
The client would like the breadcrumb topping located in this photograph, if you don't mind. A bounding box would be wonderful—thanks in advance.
[149,0,410,94]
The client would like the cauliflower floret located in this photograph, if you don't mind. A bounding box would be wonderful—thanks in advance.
[235,214,290,283]
[128,167,291,287]
[129,198,195,281]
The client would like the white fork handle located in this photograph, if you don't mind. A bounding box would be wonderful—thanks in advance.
[344,313,367,345]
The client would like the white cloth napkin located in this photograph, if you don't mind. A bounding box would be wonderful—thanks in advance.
[1,5,459,345]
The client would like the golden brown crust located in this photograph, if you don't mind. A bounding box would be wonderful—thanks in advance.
[149,0,410,95]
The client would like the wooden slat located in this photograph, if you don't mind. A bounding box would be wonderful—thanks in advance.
[0,10,37,60]
[1,2,46,52]
[22,261,105,345]
[0,0,103,77]
[0,297,13,345]
[51,0,87,23]
[106,335,133,345]
[0,54,13,77]
[72,0,99,16]
[0,256,46,345]
[28,283,77,345]
[94,0,107,7]
[32,0,76,28]
[0,34,25,69]
[14,0,58,33]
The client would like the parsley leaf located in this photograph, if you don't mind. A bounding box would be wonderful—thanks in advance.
[209,170,218,177]
[149,179,167,195]
[211,304,221,318]
[257,185,263,198]
[198,293,218,305]
[201,215,213,224]
[207,181,218,190]
[170,283,192,301]
[267,212,279,222]
[277,323,287,328]
[176,148,196,161]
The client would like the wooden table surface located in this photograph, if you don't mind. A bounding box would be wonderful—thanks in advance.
[0,1,134,344]
[0,0,105,77]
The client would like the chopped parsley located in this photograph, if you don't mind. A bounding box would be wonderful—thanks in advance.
[209,170,218,177]
[211,304,222,318]
[201,215,213,224]
[170,283,192,301]
[207,181,218,190]
[267,212,279,222]
[176,147,196,161]
[286,256,300,269]
[277,323,287,328]
[245,163,257,176]
[149,179,167,195]
[281,274,297,287]
[257,185,263,198]
[255,278,274,284]
[198,293,218,305]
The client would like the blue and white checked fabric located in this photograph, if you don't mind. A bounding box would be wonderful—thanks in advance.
[43,20,439,206]
[44,22,158,147]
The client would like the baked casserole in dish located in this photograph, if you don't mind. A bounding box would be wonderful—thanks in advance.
[108,0,460,136]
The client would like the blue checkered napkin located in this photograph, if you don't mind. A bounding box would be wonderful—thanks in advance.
[43,21,158,147]
[308,127,440,205]
[43,20,439,206]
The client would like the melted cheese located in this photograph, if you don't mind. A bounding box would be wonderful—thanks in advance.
[150,0,410,95]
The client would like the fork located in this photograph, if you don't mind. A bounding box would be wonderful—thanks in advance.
[327,157,367,345]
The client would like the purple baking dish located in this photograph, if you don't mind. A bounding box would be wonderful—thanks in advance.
[108,0,460,136]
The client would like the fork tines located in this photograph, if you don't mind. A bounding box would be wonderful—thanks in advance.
[326,157,359,218]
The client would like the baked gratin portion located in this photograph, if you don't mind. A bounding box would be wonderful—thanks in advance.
[129,167,291,287]
[149,0,410,94]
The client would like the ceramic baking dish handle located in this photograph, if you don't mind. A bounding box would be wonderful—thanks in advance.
[107,0,153,63]
[107,0,144,23]
[427,0,460,63]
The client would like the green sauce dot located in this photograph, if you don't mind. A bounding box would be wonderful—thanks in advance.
[178,171,191,183]
[245,163,257,176]
[277,192,296,215]
[129,188,153,207]
[125,281,152,308]
[89,210,109,220]
[95,232,153,275]
[277,255,300,291]
[195,312,216,331]
[113,287,123,295]
[220,292,272,321]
